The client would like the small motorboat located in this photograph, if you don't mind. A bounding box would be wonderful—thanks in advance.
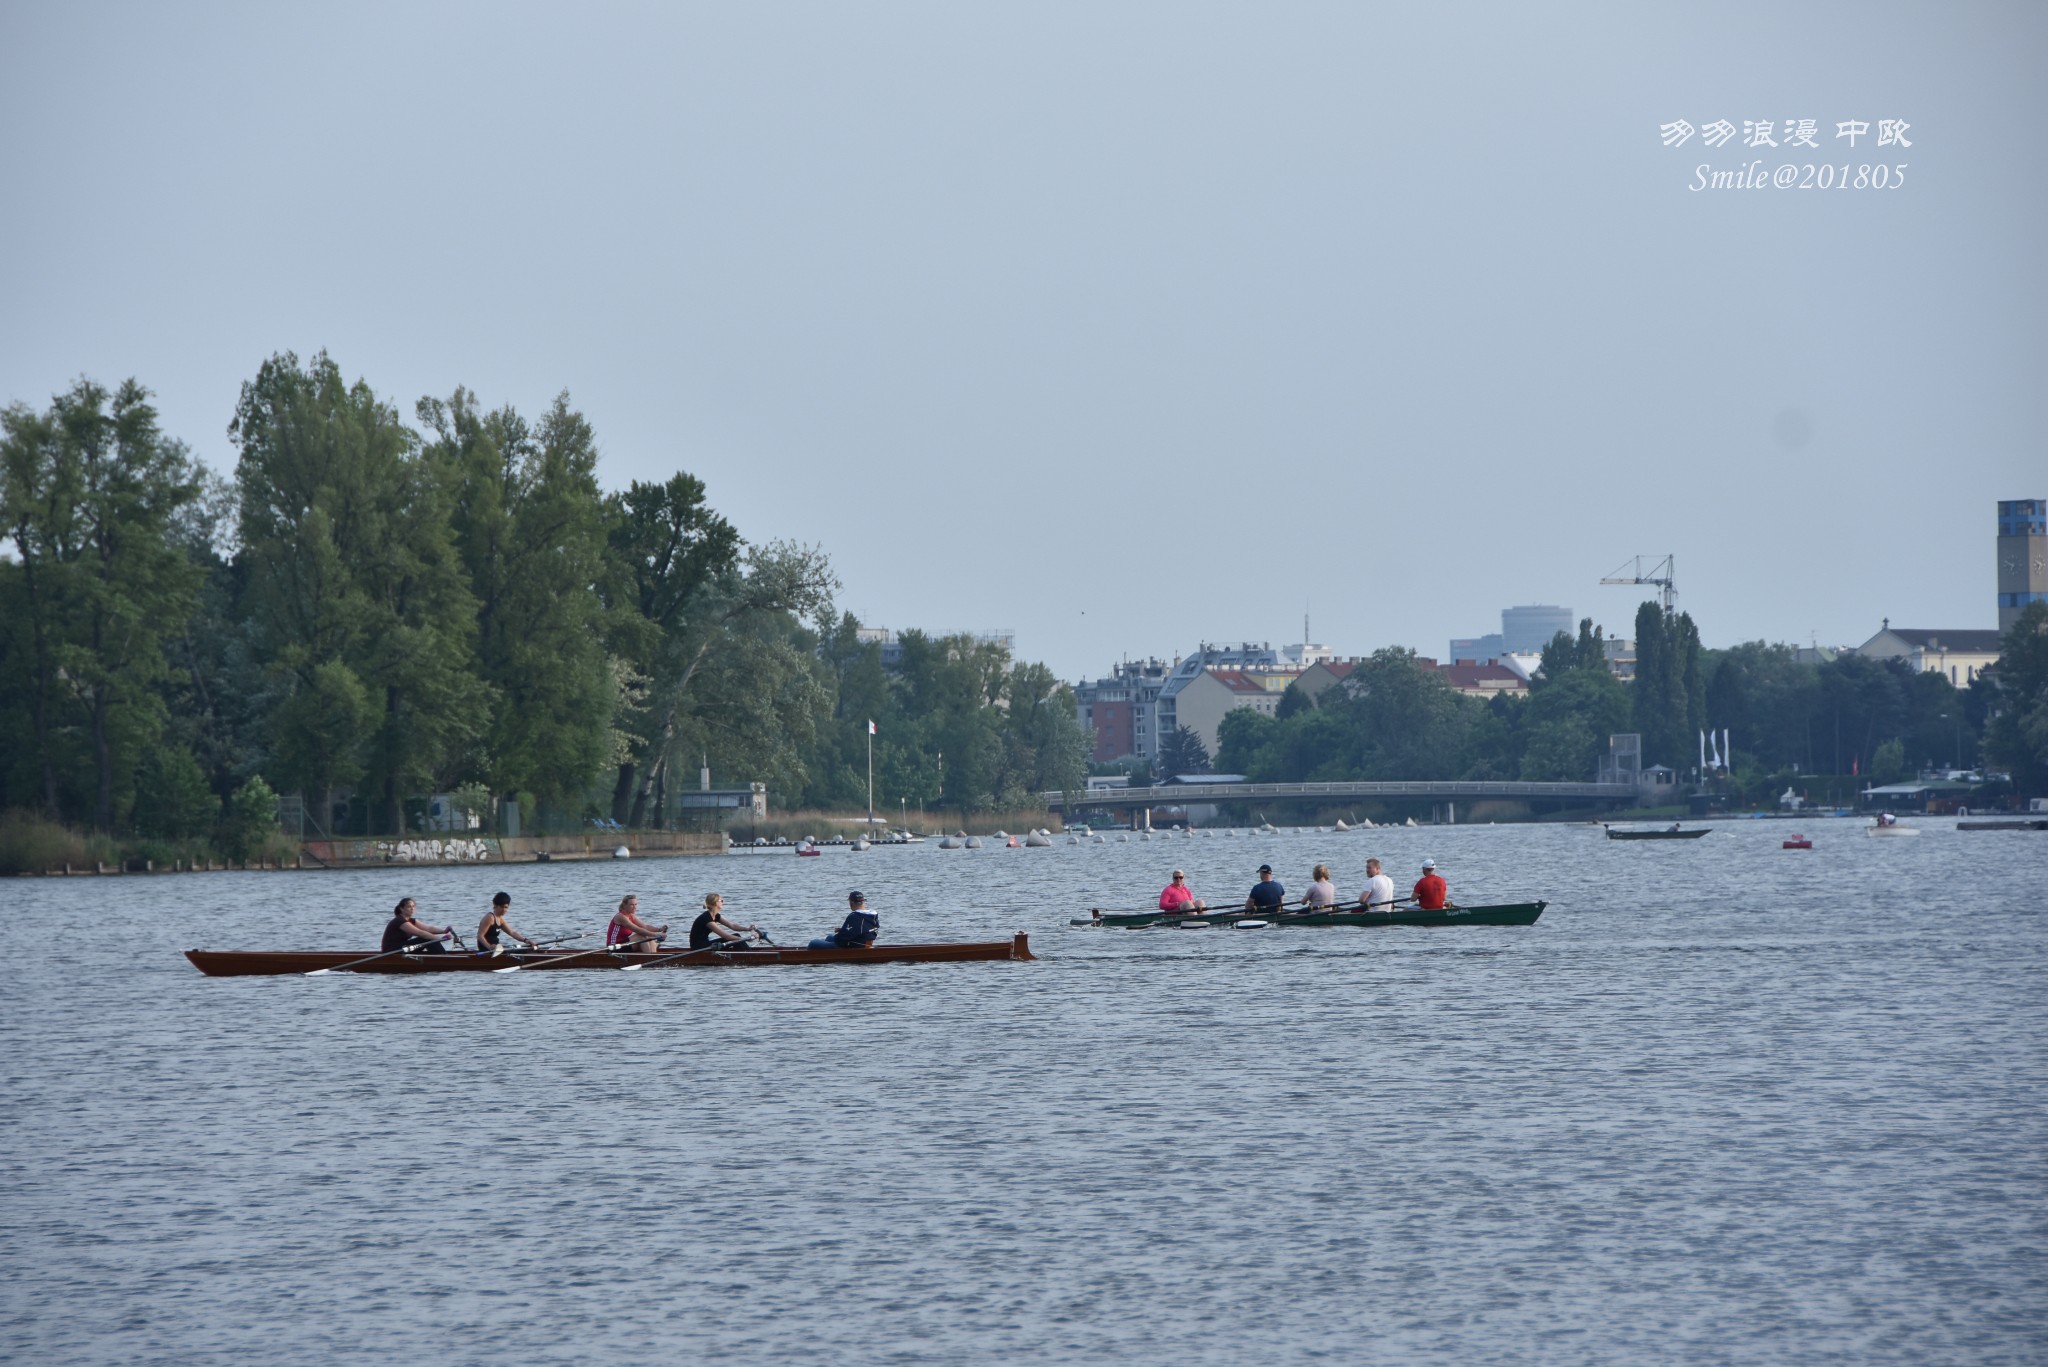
[796,842,823,857]
[1782,835,1812,850]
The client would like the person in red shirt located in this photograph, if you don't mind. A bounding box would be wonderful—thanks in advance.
[1413,858,1450,911]
[1159,870,1206,914]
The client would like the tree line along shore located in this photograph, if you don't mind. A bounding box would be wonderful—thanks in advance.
[0,354,1092,874]
[6,354,2046,876]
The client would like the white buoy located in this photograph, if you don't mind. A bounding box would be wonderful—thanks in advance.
[612,844,631,859]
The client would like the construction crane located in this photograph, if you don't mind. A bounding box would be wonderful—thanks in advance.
[1601,554,1677,615]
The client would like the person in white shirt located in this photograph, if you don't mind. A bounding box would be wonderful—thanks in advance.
[1361,857,1397,912]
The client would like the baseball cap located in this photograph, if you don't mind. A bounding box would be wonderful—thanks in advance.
[1258,864,1272,874]
[1421,858,1437,869]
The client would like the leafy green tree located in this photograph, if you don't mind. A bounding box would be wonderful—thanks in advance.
[0,379,204,829]
[999,660,1091,800]
[423,388,614,808]
[1335,648,1472,780]
[1519,668,1630,781]
[1215,707,1278,776]
[1814,653,1909,777]
[219,774,279,861]
[267,659,372,825]
[232,352,490,832]
[133,744,217,840]
[1536,618,1609,688]
[1870,737,1907,786]
[619,539,837,826]
[1701,642,1823,772]
[1983,601,2048,796]
[601,473,743,822]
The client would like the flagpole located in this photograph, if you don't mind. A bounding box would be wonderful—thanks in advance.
[867,722,874,829]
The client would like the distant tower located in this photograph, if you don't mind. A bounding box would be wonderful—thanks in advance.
[1501,605,1573,656]
[1997,498,2047,631]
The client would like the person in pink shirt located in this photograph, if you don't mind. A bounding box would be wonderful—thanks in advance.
[1159,870,1206,914]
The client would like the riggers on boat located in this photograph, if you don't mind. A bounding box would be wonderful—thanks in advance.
[1076,902,1546,930]
[185,934,1035,976]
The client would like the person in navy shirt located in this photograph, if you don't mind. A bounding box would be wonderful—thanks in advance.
[1245,864,1286,913]
[810,890,880,949]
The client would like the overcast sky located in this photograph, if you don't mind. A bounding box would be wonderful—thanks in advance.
[4,2,2041,680]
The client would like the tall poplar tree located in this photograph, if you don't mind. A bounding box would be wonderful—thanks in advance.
[423,388,614,812]
[0,380,203,828]
[232,352,488,833]
[1632,600,1677,767]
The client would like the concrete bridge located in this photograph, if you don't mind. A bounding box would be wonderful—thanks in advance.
[1043,779,1639,812]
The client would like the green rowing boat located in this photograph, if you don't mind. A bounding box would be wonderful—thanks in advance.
[1076,901,1547,930]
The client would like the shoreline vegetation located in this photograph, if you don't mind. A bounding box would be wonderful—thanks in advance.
[6,361,2044,865]
[1,359,1095,857]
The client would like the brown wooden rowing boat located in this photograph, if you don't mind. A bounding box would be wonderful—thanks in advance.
[185,933,1035,976]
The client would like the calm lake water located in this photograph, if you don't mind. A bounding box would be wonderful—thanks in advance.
[3,819,2044,1365]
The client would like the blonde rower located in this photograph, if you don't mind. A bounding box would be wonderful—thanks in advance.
[606,894,668,953]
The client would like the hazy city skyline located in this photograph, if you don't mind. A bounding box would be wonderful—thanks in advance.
[4,3,2041,681]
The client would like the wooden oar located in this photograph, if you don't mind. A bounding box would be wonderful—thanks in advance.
[492,933,659,973]
[306,935,457,975]
[620,930,770,971]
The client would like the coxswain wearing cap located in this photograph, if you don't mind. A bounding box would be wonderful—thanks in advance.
[606,894,667,953]
[477,891,539,956]
[383,897,455,954]
[1413,858,1450,911]
[690,892,757,949]
[809,891,880,950]
[1245,864,1287,914]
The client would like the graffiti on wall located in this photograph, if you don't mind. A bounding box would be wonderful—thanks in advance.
[305,838,501,865]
